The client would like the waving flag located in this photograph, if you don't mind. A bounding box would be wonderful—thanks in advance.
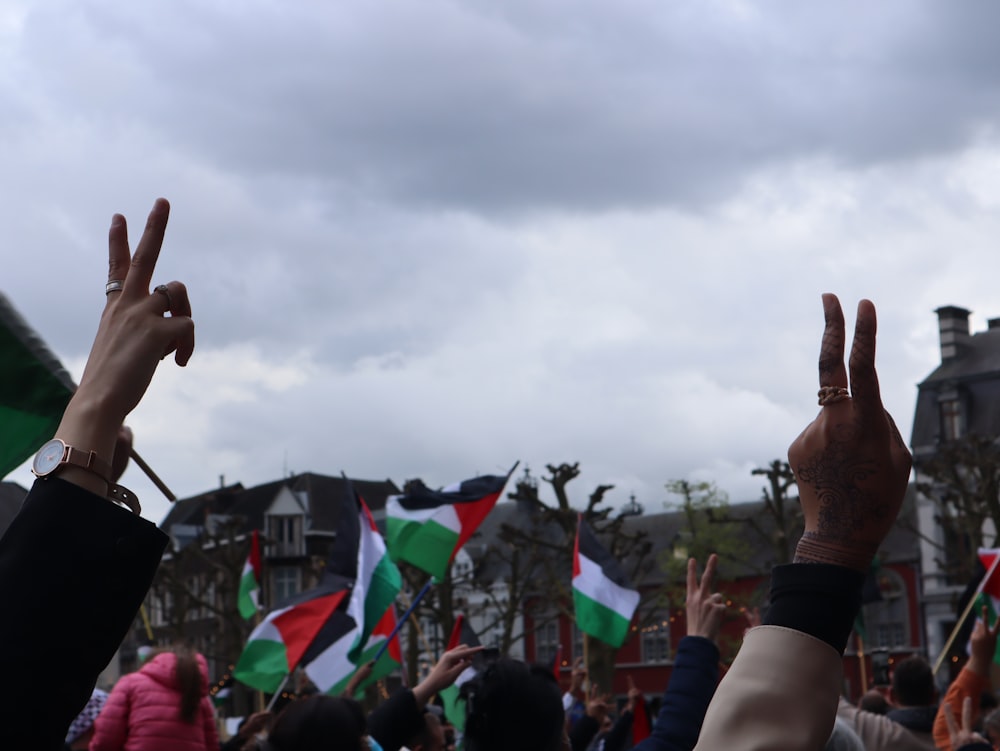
[440,614,483,732]
[235,478,401,693]
[572,515,639,648]
[0,292,74,478]
[233,586,350,692]
[385,465,516,579]
[238,530,263,619]
[298,479,402,693]
[323,604,403,697]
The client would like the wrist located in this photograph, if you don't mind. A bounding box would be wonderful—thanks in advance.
[794,532,876,573]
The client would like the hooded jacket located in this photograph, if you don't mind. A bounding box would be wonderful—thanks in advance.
[90,652,220,751]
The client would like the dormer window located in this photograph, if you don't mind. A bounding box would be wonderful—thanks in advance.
[938,388,964,442]
[268,514,304,557]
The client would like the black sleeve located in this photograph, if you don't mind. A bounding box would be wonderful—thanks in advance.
[367,689,426,751]
[763,564,864,654]
[570,715,601,751]
[602,708,634,751]
[0,478,168,751]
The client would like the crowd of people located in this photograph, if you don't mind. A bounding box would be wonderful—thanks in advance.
[0,199,997,750]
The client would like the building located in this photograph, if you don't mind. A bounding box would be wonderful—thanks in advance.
[911,305,1000,672]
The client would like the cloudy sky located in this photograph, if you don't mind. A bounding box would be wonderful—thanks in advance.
[4,1,1000,525]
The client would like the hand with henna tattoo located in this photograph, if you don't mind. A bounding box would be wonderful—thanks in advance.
[788,294,912,572]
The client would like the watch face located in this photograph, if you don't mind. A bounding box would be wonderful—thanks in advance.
[32,439,66,476]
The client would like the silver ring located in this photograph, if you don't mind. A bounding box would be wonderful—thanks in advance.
[105,280,124,295]
[154,284,172,312]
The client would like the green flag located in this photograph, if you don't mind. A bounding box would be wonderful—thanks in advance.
[0,292,75,478]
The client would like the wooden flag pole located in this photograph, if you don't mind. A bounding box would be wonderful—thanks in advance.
[129,447,177,502]
[856,631,868,691]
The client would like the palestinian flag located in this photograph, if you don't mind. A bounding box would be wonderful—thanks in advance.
[321,604,403,697]
[238,530,263,619]
[233,587,349,692]
[341,479,402,660]
[440,614,483,732]
[296,479,401,692]
[971,549,1000,664]
[385,465,516,579]
[0,292,75,477]
[572,515,639,648]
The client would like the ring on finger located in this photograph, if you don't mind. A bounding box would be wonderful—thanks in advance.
[154,283,172,312]
[818,386,850,406]
[105,280,124,295]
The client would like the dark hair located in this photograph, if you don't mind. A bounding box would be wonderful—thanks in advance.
[463,659,563,751]
[890,656,935,707]
[267,696,367,751]
[174,645,203,724]
[858,690,889,715]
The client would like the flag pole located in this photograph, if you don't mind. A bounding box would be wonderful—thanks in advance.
[932,553,1000,676]
[372,578,435,663]
[856,632,868,691]
[129,447,177,502]
[266,673,293,711]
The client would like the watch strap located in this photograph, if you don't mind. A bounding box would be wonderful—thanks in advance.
[62,445,114,484]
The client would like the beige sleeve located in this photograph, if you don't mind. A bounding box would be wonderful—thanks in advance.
[693,626,843,751]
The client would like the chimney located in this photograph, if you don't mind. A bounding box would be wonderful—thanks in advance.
[935,306,972,361]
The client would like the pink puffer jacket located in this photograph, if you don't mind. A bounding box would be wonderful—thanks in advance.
[90,652,220,751]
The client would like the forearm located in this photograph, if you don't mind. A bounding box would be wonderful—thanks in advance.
[0,480,166,749]
[933,666,990,751]
[692,564,859,751]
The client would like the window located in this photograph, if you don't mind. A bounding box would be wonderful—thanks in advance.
[269,515,304,557]
[535,619,560,666]
[272,566,301,603]
[860,569,910,649]
[938,389,964,442]
[640,617,670,663]
[572,624,584,661]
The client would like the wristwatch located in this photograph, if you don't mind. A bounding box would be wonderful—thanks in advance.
[32,438,141,514]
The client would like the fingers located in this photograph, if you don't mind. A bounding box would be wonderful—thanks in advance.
[627,675,635,690]
[819,293,848,389]
[686,557,698,597]
[124,198,170,297]
[848,299,882,411]
[944,703,958,740]
[699,553,718,595]
[107,214,130,294]
[963,695,973,734]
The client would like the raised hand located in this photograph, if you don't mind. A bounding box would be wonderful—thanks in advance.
[789,294,912,572]
[412,644,483,707]
[969,606,1000,676]
[52,199,194,505]
[944,697,989,749]
[686,554,726,642]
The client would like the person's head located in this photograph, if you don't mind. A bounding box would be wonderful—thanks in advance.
[407,711,445,751]
[464,659,565,751]
[889,656,936,708]
[171,644,206,724]
[825,717,865,751]
[983,707,1000,746]
[858,689,890,715]
[267,695,368,751]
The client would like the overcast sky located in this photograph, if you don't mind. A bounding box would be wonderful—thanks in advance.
[4,1,1000,525]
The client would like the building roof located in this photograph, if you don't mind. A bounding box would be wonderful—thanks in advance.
[461,486,919,589]
[158,472,401,540]
[912,323,1000,452]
